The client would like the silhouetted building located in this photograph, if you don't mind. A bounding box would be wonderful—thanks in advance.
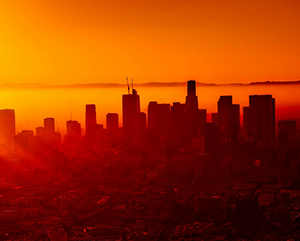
[85,104,97,147]
[278,119,297,146]
[43,117,55,143]
[66,120,81,144]
[249,95,275,142]
[147,102,159,146]
[185,80,199,141]
[218,96,240,143]
[123,89,142,148]
[106,113,118,135]
[44,117,55,135]
[0,109,15,148]
[36,126,45,137]
[218,96,232,142]
[148,101,159,130]
[148,102,172,148]
[106,113,119,146]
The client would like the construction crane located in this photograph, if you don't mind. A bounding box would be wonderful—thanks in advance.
[126,76,130,94]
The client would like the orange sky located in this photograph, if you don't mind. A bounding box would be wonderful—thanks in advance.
[0,0,300,85]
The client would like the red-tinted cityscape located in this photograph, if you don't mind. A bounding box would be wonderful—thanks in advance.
[2,0,300,240]
[0,80,300,240]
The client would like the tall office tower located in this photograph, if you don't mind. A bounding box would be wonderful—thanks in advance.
[148,102,171,147]
[148,101,159,130]
[85,104,97,146]
[122,89,142,148]
[0,109,16,147]
[106,113,118,147]
[36,127,45,137]
[278,119,297,146]
[147,101,159,146]
[66,120,81,144]
[218,96,232,141]
[243,106,257,142]
[204,122,219,154]
[249,95,275,142]
[157,104,171,136]
[106,113,119,136]
[44,117,55,137]
[217,96,240,143]
[185,80,199,142]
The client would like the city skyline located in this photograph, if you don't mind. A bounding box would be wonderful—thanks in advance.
[1,1,300,239]
[1,80,299,135]
[0,80,299,134]
[0,80,293,140]
[1,79,299,240]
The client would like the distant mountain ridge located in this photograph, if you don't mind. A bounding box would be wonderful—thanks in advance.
[0,80,299,89]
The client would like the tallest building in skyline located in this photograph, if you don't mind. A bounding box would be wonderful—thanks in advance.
[185,80,199,141]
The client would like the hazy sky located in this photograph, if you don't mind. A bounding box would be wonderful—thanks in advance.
[1,0,300,84]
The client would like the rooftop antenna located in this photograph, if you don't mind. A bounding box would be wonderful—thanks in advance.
[126,76,130,94]
[131,78,133,93]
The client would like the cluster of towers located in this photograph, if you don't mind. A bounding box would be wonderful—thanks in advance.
[121,80,279,154]
[0,80,297,154]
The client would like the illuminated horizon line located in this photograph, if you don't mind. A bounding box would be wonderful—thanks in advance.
[0,80,300,89]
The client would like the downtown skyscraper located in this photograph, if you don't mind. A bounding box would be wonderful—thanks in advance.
[0,109,16,148]
[122,89,146,148]
[85,104,97,147]
[185,80,199,142]
[244,95,275,143]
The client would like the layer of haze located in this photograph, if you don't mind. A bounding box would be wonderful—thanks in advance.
[1,0,300,84]
[0,84,299,134]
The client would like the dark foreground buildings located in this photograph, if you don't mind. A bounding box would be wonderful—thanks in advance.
[2,80,300,240]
